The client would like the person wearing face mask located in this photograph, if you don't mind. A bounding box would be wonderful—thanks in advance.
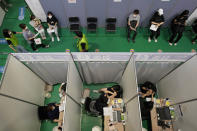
[169,10,189,46]
[127,9,140,43]
[19,23,49,51]
[29,15,46,40]
[148,9,165,43]
[47,12,60,42]
[2,29,28,53]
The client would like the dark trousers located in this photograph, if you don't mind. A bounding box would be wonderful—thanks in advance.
[30,39,47,51]
[169,31,183,43]
[150,28,160,40]
[128,27,137,40]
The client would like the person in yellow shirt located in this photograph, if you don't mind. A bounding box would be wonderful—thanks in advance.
[74,31,88,52]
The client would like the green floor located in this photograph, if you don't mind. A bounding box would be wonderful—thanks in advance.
[0,0,197,131]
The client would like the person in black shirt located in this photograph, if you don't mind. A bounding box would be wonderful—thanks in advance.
[169,10,189,46]
[191,19,197,44]
[148,9,165,43]
[47,12,60,42]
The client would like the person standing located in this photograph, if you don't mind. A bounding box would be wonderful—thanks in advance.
[3,29,28,53]
[74,31,88,52]
[0,0,11,12]
[19,24,49,51]
[148,9,165,43]
[47,12,60,42]
[127,9,140,43]
[29,15,46,40]
[168,10,189,46]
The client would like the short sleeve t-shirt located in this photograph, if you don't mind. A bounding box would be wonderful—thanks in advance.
[22,29,35,43]
[150,12,165,24]
[47,16,58,26]
[129,14,140,27]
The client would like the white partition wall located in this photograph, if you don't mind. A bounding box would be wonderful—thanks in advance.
[63,62,83,131]
[119,56,142,131]
[157,55,197,131]
[0,55,45,105]
[0,95,40,131]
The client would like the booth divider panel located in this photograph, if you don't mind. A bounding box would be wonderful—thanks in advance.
[63,96,81,131]
[0,55,45,105]
[0,95,40,131]
[157,55,197,130]
[119,56,142,131]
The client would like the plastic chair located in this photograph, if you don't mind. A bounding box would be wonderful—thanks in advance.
[69,17,80,32]
[87,17,97,32]
[105,18,117,32]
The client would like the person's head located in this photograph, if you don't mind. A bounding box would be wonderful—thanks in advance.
[133,9,139,17]
[47,12,54,19]
[3,29,11,37]
[158,8,164,16]
[142,81,157,93]
[111,85,121,92]
[75,31,83,38]
[19,23,27,30]
[180,10,189,17]
[30,15,36,21]
[47,104,55,112]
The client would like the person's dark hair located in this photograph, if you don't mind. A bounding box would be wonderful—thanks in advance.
[47,105,53,112]
[58,127,62,131]
[30,15,36,20]
[133,9,139,15]
[180,10,189,16]
[3,29,9,37]
[19,23,26,29]
[111,85,121,92]
[47,11,54,16]
[142,81,157,93]
[75,31,83,38]
[61,83,67,92]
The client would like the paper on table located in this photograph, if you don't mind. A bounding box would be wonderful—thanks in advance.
[103,106,113,116]
[150,24,158,31]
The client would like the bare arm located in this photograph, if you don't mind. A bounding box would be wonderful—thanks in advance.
[9,45,17,52]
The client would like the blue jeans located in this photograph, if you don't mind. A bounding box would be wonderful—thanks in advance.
[16,45,28,53]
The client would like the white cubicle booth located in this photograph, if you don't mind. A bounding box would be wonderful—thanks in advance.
[0,52,197,131]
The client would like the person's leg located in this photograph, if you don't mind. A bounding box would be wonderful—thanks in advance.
[155,28,160,39]
[169,31,177,43]
[0,0,8,12]
[40,43,49,48]
[47,28,54,41]
[149,30,155,42]
[16,45,28,53]
[30,40,37,51]
[174,32,183,45]
[127,27,131,42]
[132,30,137,42]
[54,26,60,41]
[39,28,46,40]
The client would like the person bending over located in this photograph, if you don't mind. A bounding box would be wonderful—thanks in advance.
[127,9,140,43]
[148,9,164,43]
[74,31,88,52]
[19,23,49,51]
[47,103,62,123]
[3,29,27,53]
[168,10,189,46]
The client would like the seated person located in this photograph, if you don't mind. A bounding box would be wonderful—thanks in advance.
[94,85,123,99]
[139,81,157,101]
[59,83,67,98]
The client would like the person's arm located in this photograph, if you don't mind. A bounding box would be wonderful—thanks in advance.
[158,22,164,26]
[135,21,139,29]
[53,119,62,123]
[8,44,17,52]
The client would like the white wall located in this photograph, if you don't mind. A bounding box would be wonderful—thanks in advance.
[157,55,197,131]
[187,8,197,25]
[25,0,46,22]
[120,56,142,131]
[0,95,40,131]
[0,55,45,105]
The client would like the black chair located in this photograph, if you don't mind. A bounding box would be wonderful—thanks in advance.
[87,17,97,32]
[106,18,117,32]
[84,97,100,117]
[69,17,80,32]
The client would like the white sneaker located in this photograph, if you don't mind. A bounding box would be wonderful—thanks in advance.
[154,39,158,43]
[169,42,173,46]
[57,37,60,42]
[51,37,54,42]
[148,37,151,43]
[174,43,177,46]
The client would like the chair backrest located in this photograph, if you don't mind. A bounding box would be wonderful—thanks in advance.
[87,17,97,23]
[106,18,116,23]
[69,17,79,23]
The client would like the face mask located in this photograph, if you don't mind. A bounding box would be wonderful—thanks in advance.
[25,27,28,30]
[8,31,12,35]
[133,14,137,17]
[48,15,52,19]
